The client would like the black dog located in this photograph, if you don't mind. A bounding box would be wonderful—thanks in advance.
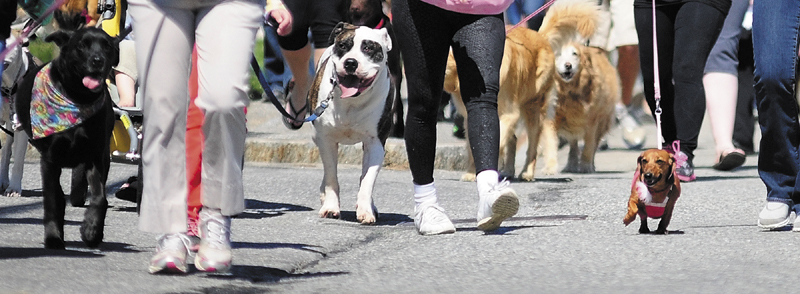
[346,0,404,138]
[15,27,118,249]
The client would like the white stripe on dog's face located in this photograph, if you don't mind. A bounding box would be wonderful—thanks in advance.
[555,44,580,82]
[331,26,391,98]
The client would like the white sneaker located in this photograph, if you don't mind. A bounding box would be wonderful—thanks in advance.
[477,180,519,231]
[758,201,793,230]
[195,208,233,273]
[149,233,193,274]
[414,204,456,235]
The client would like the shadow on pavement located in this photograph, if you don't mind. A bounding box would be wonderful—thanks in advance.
[202,265,348,284]
[0,246,104,259]
[235,199,313,219]
[0,217,81,226]
[336,211,413,225]
[233,242,327,256]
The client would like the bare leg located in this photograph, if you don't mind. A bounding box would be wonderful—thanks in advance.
[703,72,744,160]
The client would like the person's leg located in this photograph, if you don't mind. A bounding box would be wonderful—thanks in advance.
[609,0,645,149]
[263,27,288,98]
[505,0,522,25]
[186,46,202,245]
[279,0,344,129]
[634,5,676,145]
[130,0,193,235]
[451,13,519,231]
[752,0,800,229]
[521,0,546,30]
[128,0,194,274]
[193,0,261,272]
[393,0,455,235]
[670,3,726,161]
[703,0,749,170]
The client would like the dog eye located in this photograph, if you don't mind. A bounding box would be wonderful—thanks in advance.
[656,159,665,164]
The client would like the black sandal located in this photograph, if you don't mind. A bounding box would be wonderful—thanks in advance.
[281,81,308,130]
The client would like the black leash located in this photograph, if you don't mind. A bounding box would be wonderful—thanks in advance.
[250,16,330,122]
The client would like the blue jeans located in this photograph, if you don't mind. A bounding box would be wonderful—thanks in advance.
[0,40,5,89]
[505,0,545,29]
[752,0,800,212]
[262,27,290,93]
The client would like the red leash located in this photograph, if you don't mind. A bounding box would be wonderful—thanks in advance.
[506,0,557,33]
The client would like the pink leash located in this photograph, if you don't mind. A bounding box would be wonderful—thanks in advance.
[651,0,664,150]
[506,0,558,33]
[0,0,67,61]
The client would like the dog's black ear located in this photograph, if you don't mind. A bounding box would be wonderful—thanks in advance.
[637,155,643,165]
[328,22,348,45]
[328,22,358,45]
[44,31,73,48]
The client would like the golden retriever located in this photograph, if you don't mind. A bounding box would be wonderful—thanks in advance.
[539,0,620,173]
[444,25,557,182]
[624,149,681,234]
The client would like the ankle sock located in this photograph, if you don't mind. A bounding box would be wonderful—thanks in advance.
[414,182,437,210]
[476,170,499,196]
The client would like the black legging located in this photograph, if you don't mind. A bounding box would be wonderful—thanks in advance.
[634,2,726,160]
[393,0,505,185]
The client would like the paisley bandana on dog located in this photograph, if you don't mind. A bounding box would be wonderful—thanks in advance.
[30,63,105,139]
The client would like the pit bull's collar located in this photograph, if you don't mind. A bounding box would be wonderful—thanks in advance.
[374,18,385,29]
[30,63,106,139]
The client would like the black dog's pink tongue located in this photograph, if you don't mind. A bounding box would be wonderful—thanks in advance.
[83,76,101,90]
[338,75,361,98]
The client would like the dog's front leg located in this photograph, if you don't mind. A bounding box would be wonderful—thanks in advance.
[356,138,383,225]
[70,163,88,207]
[316,137,341,219]
[41,161,66,249]
[637,205,650,234]
[80,159,108,248]
[655,197,678,235]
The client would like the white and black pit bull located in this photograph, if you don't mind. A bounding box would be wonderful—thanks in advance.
[310,22,394,224]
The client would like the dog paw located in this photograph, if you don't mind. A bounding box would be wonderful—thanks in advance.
[460,173,476,182]
[638,227,650,234]
[44,236,66,250]
[319,205,341,219]
[540,164,558,175]
[3,190,21,197]
[356,203,378,225]
[654,229,668,235]
[80,222,104,248]
[518,171,535,182]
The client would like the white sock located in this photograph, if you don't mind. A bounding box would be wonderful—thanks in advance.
[414,182,437,210]
[476,170,499,196]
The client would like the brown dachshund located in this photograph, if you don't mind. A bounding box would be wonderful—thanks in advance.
[623,149,681,234]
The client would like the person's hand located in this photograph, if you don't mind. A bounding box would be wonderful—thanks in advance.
[268,9,293,36]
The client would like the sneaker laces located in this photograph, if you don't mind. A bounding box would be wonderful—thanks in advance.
[203,213,231,250]
[669,140,689,168]
[156,233,192,253]
[490,178,512,194]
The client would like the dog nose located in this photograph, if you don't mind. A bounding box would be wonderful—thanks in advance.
[344,58,358,73]
[564,63,572,70]
[644,172,653,180]
[90,56,104,67]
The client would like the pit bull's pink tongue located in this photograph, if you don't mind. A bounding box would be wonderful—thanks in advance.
[339,75,361,98]
[83,76,101,90]
[339,84,359,98]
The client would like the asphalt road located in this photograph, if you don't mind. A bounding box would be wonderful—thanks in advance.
[2,117,795,294]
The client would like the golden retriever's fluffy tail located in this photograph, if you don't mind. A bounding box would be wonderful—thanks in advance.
[538,0,600,48]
